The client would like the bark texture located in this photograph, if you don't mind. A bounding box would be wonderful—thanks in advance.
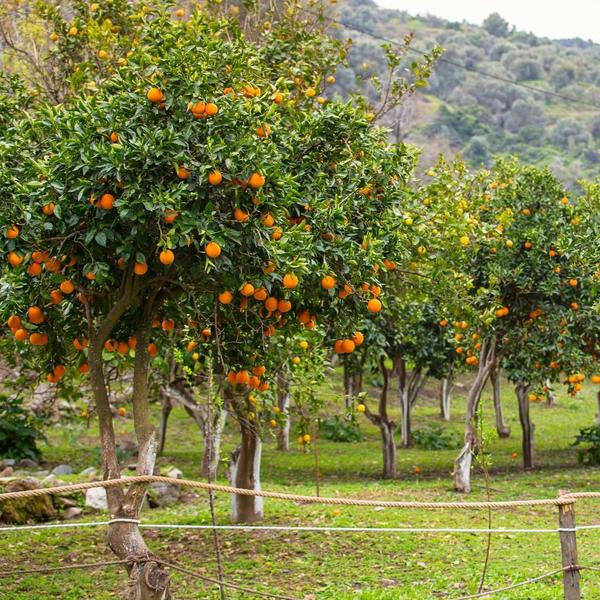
[440,377,452,422]
[516,382,534,470]
[490,365,510,438]
[396,357,427,448]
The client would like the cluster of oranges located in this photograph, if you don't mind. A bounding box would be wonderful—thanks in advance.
[333,331,364,354]
[226,366,270,391]
[321,275,383,313]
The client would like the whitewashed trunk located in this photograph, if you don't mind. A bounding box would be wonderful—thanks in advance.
[440,378,451,421]
[201,408,227,480]
[516,382,534,470]
[230,423,263,523]
[276,374,291,452]
[491,367,510,438]
[399,388,411,448]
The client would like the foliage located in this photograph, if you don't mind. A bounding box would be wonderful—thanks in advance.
[412,424,458,450]
[0,394,44,460]
[573,425,600,465]
[318,414,362,443]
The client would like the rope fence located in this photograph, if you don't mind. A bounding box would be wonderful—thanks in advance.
[1,475,599,599]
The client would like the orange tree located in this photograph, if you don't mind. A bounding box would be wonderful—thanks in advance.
[0,2,434,590]
[452,159,600,492]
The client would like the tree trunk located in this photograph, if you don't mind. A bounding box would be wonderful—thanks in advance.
[230,418,263,523]
[157,392,173,456]
[276,373,291,452]
[396,359,425,448]
[516,382,534,470]
[546,380,557,408]
[343,362,353,410]
[87,291,172,598]
[399,385,411,448]
[380,420,397,479]
[201,408,227,480]
[440,378,452,421]
[490,366,510,438]
[453,339,496,493]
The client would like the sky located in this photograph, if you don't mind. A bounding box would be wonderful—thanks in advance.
[375,0,600,42]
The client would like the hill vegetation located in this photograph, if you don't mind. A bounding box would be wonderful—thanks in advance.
[334,0,600,185]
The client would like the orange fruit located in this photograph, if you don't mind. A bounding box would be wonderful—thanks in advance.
[204,102,218,116]
[208,170,223,185]
[278,299,292,313]
[79,363,89,374]
[109,132,119,143]
[253,287,268,301]
[27,306,44,324]
[367,298,382,313]
[261,213,275,227]
[592,375,600,384]
[6,225,19,239]
[42,202,55,216]
[104,340,116,352]
[147,87,164,103]
[271,227,282,240]
[201,328,211,338]
[85,271,96,281]
[29,332,48,346]
[568,279,578,287]
[283,273,299,289]
[134,262,148,275]
[177,166,191,180]
[159,249,175,265]
[116,341,129,355]
[272,92,283,104]
[263,324,275,336]
[265,297,278,312]
[248,172,265,189]
[256,124,271,138]
[99,193,115,209]
[8,252,23,267]
[234,207,250,222]
[50,290,63,304]
[7,315,21,330]
[45,258,61,273]
[252,365,266,376]
[236,370,250,385]
[321,275,336,289]
[258,381,269,392]
[60,280,75,294]
[341,339,355,353]
[226,371,237,384]
[147,343,159,358]
[14,328,28,342]
[73,337,88,351]
[27,263,42,277]
[162,319,175,331]
[205,241,222,258]
[187,341,198,352]
[352,331,364,346]
[128,336,138,349]
[248,375,260,389]
[240,283,255,297]
[219,291,233,304]
[164,210,179,224]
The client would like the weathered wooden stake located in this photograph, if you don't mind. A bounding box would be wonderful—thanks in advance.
[558,491,581,600]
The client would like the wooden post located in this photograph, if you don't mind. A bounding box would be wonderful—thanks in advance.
[558,491,580,600]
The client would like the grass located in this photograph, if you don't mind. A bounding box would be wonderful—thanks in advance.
[2,374,600,599]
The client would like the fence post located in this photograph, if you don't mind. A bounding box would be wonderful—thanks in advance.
[557,490,580,600]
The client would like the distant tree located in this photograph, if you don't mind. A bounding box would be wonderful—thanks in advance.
[551,61,576,90]
[483,13,510,38]
[510,58,543,81]
[503,99,546,133]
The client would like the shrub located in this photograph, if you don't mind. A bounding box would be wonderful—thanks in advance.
[412,425,458,450]
[0,395,44,461]
[573,426,600,465]
[319,415,362,443]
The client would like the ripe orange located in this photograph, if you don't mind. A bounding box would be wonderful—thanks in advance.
[208,170,223,185]
[495,307,509,318]
[236,370,250,385]
[264,324,276,336]
[42,202,55,216]
[252,365,266,376]
[265,297,278,312]
[219,291,233,304]
[147,87,164,103]
[253,287,268,301]
[159,249,175,265]
[271,227,282,240]
[162,319,175,331]
[321,275,336,289]
[50,290,63,304]
[352,331,364,346]
[568,278,578,287]
[164,210,179,224]
[128,336,138,349]
[248,172,265,189]
[27,263,42,277]
[367,298,382,313]
[341,339,356,353]
[240,283,255,297]
[177,166,191,180]
[7,315,21,330]
[29,332,48,346]
[85,271,96,281]
[115,341,129,355]
[283,273,299,289]
[261,213,275,227]
[204,102,218,116]
[256,124,271,138]
[272,92,283,104]
[109,132,119,143]
[439,319,448,327]
[6,225,19,239]
[201,328,211,338]
[205,241,222,258]
[104,340,116,352]
[60,280,75,294]
[226,371,237,385]
[134,262,148,275]
[592,375,600,384]
[8,252,23,267]
[148,343,159,358]
[98,193,115,210]
[27,306,44,324]
[79,363,90,374]
[234,207,250,222]
[73,337,88,351]
[45,258,61,273]
[14,328,28,342]
[187,341,198,352]
[191,100,206,117]
[278,299,292,313]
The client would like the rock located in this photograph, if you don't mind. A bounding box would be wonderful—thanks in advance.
[32,470,49,478]
[85,487,108,511]
[16,458,38,469]
[56,496,78,508]
[0,459,16,468]
[0,479,57,524]
[41,474,64,488]
[79,467,98,479]
[0,467,14,477]
[61,507,83,520]
[147,482,181,508]
[165,467,183,479]
[52,464,73,476]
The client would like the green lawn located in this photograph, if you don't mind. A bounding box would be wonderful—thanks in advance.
[2,375,600,599]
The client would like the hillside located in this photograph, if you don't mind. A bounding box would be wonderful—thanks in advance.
[333,0,600,185]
